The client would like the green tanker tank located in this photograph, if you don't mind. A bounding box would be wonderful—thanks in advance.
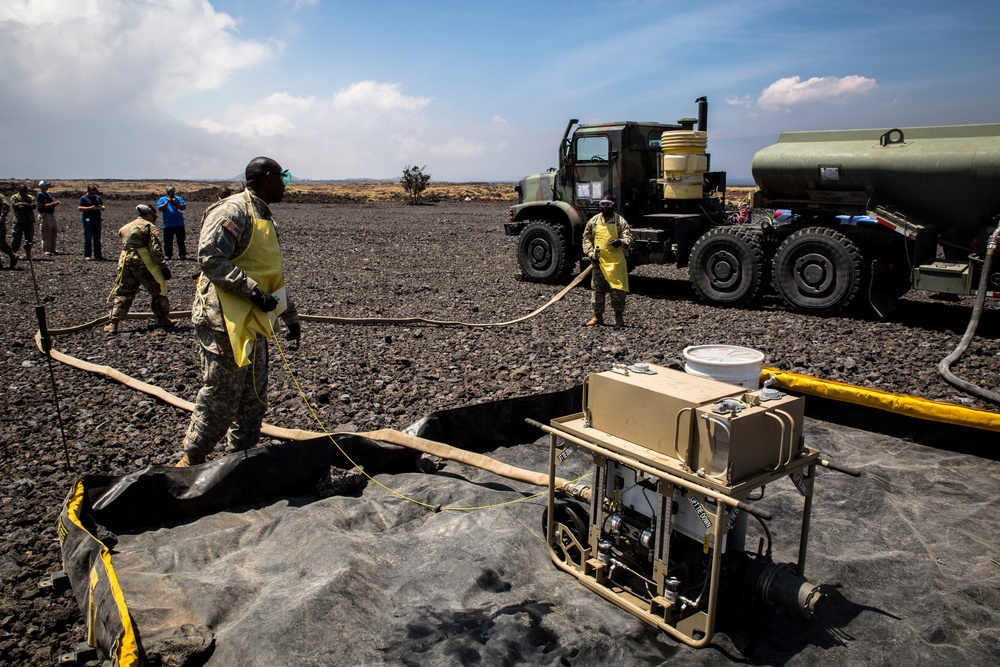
[752,124,1000,235]
[747,124,1000,315]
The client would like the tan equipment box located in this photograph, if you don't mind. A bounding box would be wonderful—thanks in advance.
[584,364,804,484]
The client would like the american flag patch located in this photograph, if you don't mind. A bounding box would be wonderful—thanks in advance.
[223,220,240,237]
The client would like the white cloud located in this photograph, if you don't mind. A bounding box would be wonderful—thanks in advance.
[0,0,277,102]
[757,75,878,110]
[0,0,283,178]
[280,0,318,8]
[725,94,753,109]
[331,81,431,113]
[397,136,488,159]
[491,115,508,124]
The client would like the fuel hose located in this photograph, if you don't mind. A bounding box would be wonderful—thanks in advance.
[938,219,1000,406]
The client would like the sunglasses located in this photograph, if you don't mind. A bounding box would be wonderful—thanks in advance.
[269,169,293,186]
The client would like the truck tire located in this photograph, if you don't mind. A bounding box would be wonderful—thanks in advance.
[517,221,573,283]
[771,227,862,315]
[689,227,766,308]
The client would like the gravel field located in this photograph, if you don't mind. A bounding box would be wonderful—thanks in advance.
[1,199,998,664]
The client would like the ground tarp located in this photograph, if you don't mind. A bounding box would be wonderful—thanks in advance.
[60,389,1000,666]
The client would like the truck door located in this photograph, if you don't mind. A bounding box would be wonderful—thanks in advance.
[574,135,611,220]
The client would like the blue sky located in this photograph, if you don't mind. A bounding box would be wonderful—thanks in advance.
[1,0,997,183]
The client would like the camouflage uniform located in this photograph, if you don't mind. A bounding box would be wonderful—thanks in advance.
[9,191,36,255]
[0,196,15,267]
[109,216,171,324]
[181,190,299,461]
[582,211,633,317]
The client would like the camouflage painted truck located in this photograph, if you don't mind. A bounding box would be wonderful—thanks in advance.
[505,97,729,284]
[505,101,1000,315]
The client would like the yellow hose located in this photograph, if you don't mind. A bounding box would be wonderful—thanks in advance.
[763,367,1000,432]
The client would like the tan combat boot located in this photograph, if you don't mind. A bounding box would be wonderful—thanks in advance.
[614,312,625,328]
[586,315,603,327]
[103,321,118,334]
[176,453,205,468]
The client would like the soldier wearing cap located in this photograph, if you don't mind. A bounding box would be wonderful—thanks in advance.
[10,183,36,259]
[104,204,173,334]
[35,180,60,255]
[582,195,633,327]
[176,156,301,467]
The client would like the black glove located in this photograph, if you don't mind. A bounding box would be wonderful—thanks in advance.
[248,286,279,312]
[284,321,301,347]
[589,253,599,265]
[609,238,623,248]
[160,265,172,280]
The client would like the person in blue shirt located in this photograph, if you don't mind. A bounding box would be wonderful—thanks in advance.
[77,184,105,260]
[157,185,187,259]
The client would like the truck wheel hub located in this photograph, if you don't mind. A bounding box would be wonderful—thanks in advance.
[794,253,833,294]
[709,251,739,288]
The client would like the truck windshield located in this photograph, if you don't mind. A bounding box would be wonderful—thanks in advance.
[576,136,608,163]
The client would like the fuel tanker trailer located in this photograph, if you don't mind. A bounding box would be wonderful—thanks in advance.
[749,124,1000,315]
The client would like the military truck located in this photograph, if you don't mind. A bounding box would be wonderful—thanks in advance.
[505,101,1000,316]
[504,97,728,283]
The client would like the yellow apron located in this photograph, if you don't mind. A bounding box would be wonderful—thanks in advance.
[216,193,285,367]
[594,216,628,292]
[107,248,167,301]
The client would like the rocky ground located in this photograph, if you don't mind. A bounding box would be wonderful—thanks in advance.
[1,199,998,665]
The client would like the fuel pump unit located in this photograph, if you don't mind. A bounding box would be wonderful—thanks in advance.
[531,364,858,646]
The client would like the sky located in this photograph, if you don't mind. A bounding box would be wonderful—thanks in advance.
[1,0,998,184]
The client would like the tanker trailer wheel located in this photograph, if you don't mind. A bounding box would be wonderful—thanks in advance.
[517,221,573,283]
[771,227,862,315]
[688,227,766,308]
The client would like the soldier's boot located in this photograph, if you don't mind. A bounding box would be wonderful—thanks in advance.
[7,253,16,269]
[614,312,625,328]
[586,315,603,327]
[157,317,176,329]
[176,452,206,468]
[103,321,119,334]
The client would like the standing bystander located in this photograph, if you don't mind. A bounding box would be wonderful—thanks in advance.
[10,184,36,259]
[77,185,105,261]
[36,180,60,255]
[175,157,300,467]
[0,195,16,268]
[157,186,187,260]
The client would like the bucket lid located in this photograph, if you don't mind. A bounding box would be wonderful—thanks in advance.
[682,345,764,366]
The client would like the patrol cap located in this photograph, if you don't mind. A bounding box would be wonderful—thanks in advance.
[39,180,51,187]
[136,204,157,218]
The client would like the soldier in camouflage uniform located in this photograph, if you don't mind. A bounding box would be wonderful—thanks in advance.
[582,195,633,327]
[10,184,36,258]
[104,204,173,334]
[0,194,16,268]
[176,156,301,467]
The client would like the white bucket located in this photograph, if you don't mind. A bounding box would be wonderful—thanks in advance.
[682,345,764,389]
